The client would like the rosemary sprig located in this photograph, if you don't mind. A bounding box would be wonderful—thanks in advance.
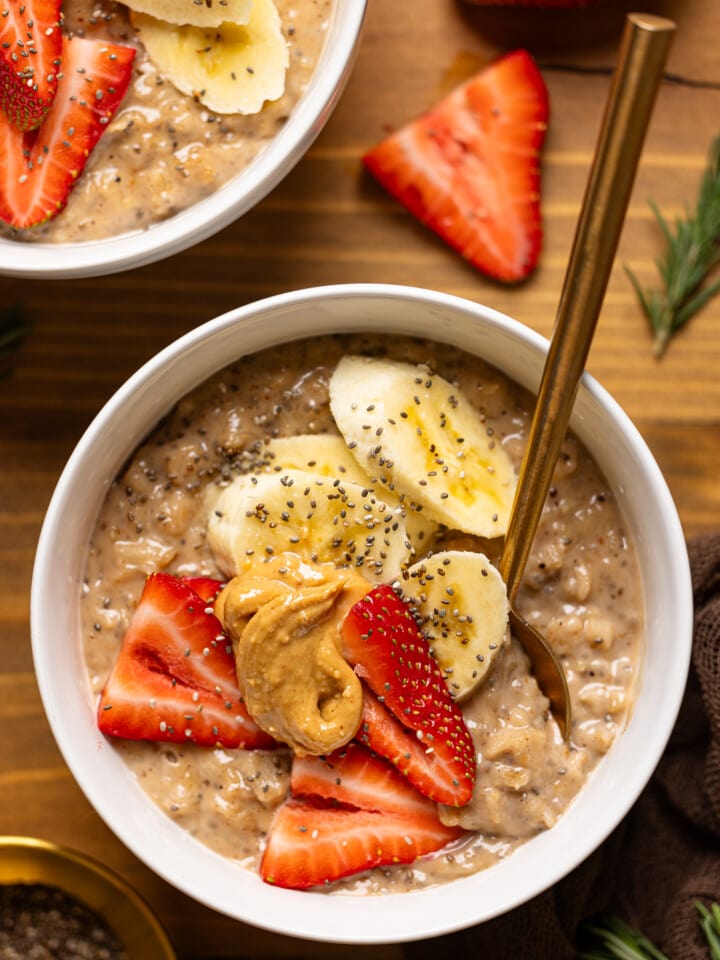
[696,901,720,960]
[577,902,720,960]
[577,915,669,960]
[625,133,720,357]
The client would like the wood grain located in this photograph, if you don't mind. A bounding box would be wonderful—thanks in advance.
[0,1,718,957]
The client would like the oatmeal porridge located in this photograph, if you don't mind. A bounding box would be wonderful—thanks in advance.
[0,0,331,243]
[81,334,643,893]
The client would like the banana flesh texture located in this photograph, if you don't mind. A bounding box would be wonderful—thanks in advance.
[131,0,288,115]
[328,356,518,538]
[123,0,253,27]
[260,434,369,482]
[259,434,437,555]
[206,468,412,584]
[398,550,509,701]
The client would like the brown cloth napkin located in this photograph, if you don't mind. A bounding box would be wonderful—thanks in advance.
[407,533,720,960]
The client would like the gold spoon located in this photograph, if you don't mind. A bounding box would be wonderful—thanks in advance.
[497,13,676,740]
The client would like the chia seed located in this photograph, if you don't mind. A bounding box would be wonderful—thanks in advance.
[0,883,128,960]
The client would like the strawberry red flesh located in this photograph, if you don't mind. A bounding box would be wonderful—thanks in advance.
[0,33,135,229]
[261,743,464,889]
[342,584,476,806]
[363,49,548,283]
[356,687,474,806]
[292,740,441,817]
[182,576,225,603]
[0,0,62,131]
[97,572,275,750]
[261,801,456,890]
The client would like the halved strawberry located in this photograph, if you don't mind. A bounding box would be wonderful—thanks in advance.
[97,572,275,750]
[261,743,464,889]
[341,584,476,807]
[363,49,548,282]
[0,0,62,131]
[0,34,135,229]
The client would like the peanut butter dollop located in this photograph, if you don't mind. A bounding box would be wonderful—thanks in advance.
[215,554,371,755]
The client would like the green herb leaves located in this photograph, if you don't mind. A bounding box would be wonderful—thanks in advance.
[697,901,720,960]
[625,134,720,358]
[577,902,720,960]
[577,914,669,960]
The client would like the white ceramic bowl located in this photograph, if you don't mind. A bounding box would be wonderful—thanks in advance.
[31,284,693,944]
[0,2,366,280]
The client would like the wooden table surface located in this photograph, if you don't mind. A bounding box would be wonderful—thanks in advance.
[1,0,718,957]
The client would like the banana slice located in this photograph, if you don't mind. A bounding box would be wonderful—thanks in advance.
[328,356,517,538]
[207,468,412,583]
[132,0,288,115]
[123,0,253,28]
[397,550,509,701]
[260,434,438,554]
[261,434,366,481]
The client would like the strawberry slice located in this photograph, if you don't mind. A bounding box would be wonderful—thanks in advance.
[97,572,275,750]
[261,743,464,889]
[363,49,548,282]
[356,687,474,807]
[291,739,439,816]
[182,576,225,603]
[341,584,476,807]
[261,801,461,889]
[0,34,135,229]
[0,0,62,130]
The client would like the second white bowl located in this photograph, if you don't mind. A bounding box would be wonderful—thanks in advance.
[0,2,367,279]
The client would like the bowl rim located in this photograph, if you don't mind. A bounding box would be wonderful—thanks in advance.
[30,283,694,943]
[0,834,177,959]
[0,0,368,280]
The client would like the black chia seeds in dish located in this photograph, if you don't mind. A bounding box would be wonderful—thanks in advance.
[0,883,127,960]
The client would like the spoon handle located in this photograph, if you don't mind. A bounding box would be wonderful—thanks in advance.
[499,13,676,599]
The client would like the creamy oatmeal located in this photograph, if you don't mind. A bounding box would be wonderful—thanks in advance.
[0,0,330,243]
[81,334,643,892]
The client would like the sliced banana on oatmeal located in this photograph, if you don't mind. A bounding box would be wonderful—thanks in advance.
[328,356,518,538]
[123,0,253,28]
[207,468,412,583]
[260,434,437,553]
[396,550,509,701]
[131,0,288,115]
[260,434,367,480]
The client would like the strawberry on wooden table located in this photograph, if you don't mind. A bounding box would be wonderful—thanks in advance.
[97,572,274,750]
[363,49,548,283]
[341,583,477,807]
[0,0,63,130]
[261,743,464,889]
[0,34,135,228]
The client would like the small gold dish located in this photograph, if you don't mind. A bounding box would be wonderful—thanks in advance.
[0,836,177,960]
